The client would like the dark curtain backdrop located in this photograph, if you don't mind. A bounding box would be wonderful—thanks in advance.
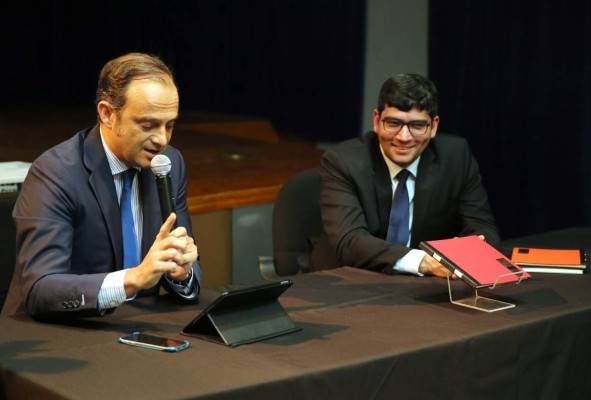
[6,0,589,240]
[0,0,365,141]
[429,1,591,239]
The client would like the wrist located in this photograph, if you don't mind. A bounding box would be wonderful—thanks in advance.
[167,269,192,285]
[123,268,141,296]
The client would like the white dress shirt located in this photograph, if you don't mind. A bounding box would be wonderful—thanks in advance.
[379,147,425,276]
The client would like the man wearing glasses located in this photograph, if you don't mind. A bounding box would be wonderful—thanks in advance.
[309,74,499,277]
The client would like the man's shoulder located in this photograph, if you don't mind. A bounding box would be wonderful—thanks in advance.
[162,145,185,168]
[33,126,95,169]
[326,131,375,155]
[163,144,183,158]
[428,133,471,155]
[320,132,378,176]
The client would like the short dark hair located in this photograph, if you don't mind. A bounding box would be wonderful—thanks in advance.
[377,74,438,119]
[95,53,176,112]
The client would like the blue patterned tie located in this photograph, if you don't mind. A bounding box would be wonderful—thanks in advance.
[387,169,411,245]
[121,169,139,269]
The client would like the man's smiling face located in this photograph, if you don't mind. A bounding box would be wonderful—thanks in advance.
[373,105,439,168]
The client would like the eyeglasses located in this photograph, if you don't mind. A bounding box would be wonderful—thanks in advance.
[381,119,431,136]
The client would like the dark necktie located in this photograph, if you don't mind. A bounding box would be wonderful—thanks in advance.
[386,169,411,245]
[121,169,139,269]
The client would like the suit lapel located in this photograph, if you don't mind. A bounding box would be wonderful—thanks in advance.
[367,133,393,238]
[83,125,123,269]
[412,143,438,246]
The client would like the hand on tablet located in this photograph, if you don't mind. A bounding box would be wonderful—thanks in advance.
[419,253,457,279]
[418,235,487,279]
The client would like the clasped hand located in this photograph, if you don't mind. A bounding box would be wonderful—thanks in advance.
[124,213,198,296]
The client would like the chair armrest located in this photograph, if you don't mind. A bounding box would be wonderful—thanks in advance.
[258,256,279,280]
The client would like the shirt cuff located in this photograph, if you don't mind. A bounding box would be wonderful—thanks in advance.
[98,269,134,310]
[393,249,427,276]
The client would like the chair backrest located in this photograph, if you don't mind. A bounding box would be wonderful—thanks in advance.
[272,168,322,276]
[0,192,17,309]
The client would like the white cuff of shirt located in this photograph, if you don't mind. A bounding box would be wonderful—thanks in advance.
[98,269,134,310]
[393,249,427,276]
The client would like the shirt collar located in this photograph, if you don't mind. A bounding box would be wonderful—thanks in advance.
[99,127,138,176]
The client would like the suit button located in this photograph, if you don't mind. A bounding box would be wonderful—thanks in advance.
[73,300,80,308]
[62,301,68,309]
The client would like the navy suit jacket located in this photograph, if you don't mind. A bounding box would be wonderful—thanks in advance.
[309,132,500,274]
[2,125,201,319]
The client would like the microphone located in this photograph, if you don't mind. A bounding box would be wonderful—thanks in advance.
[150,154,176,226]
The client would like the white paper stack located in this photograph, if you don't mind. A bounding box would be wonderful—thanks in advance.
[0,161,32,193]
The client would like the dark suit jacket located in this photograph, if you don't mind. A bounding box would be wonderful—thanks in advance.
[309,132,500,274]
[2,125,201,319]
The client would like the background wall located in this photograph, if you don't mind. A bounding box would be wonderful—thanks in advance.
[361,0,428,133]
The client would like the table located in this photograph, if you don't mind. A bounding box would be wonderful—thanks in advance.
[2,252,591,400]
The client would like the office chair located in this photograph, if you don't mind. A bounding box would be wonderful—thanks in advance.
[259,168,322,279]
[0,192,18,309]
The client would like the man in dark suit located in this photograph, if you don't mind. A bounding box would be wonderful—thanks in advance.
[2,53,201,319]
[309,74,499,277]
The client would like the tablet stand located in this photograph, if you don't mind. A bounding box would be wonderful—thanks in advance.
[446,270,527,313]
[193,300,301,347]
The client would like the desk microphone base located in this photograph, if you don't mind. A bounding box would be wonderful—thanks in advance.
[446,274,516,313]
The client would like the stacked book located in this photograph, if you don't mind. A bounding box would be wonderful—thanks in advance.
[511,248,588,274]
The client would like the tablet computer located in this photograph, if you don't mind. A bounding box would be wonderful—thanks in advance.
[420,235,531,289]
[182,279,300,346]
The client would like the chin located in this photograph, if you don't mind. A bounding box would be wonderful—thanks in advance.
[135,158,151,169]
[391,155,414,167]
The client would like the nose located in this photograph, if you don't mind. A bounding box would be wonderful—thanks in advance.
[395,124,412,140]
[151,127,170,146]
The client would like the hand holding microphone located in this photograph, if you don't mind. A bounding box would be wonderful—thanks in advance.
[150,154,177,227]
[150,154,196,280]
[124,154,198,295]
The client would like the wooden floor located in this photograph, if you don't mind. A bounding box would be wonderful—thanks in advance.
[0,106,324,213]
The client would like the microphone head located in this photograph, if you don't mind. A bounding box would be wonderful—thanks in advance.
[150,154,172,176]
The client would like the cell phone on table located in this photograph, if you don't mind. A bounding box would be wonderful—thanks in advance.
[118,332,189,352]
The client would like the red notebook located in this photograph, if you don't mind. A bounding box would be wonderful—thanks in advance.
[419,236,531,289]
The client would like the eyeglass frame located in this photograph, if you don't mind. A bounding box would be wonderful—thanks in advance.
[380,118,432,136]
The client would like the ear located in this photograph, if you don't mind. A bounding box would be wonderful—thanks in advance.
[430,115,440,138]
[372,109,380,133]
[97,101,115,129]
